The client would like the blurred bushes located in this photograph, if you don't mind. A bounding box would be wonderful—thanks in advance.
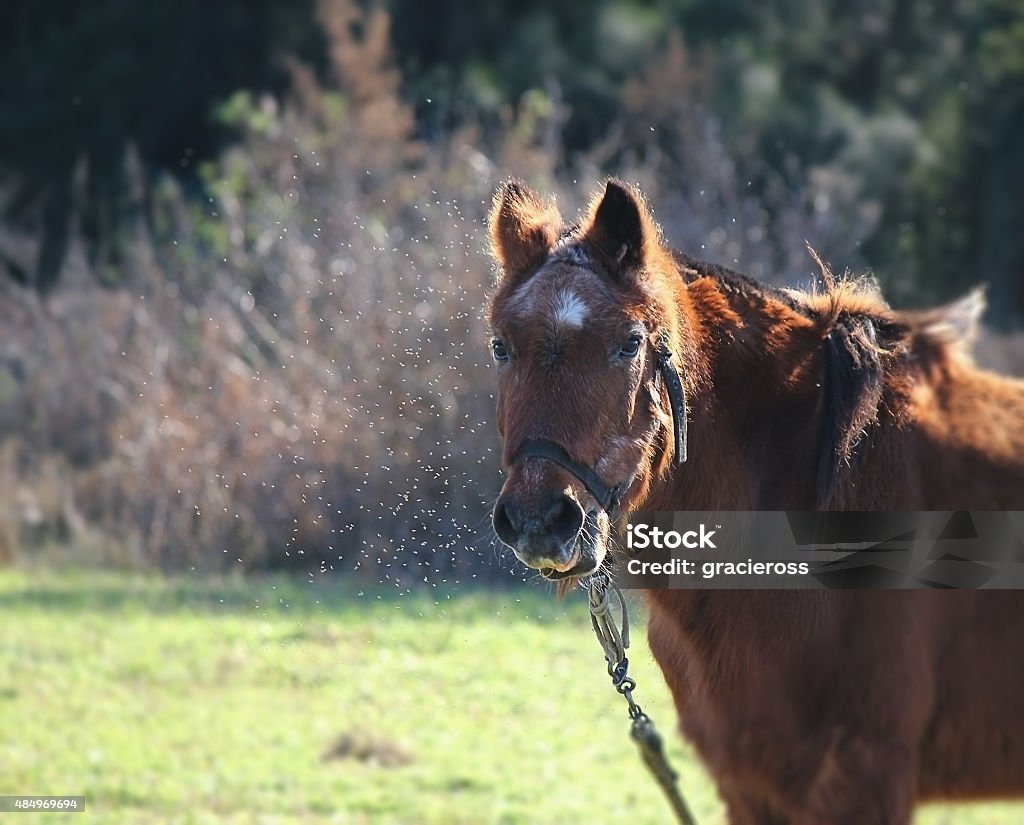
[1,1,514,580]
[1,0,1022,580]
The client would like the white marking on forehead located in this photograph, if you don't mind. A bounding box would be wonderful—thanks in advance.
[551,288,589,329]
[505,243,600,321]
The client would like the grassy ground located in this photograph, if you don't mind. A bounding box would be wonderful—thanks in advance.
[0,570,1020,824]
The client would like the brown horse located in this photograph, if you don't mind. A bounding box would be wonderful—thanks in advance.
[486,178,1024,824]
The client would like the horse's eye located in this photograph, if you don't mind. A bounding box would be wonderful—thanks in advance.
[618,333,644,358]
[492,339,510,362]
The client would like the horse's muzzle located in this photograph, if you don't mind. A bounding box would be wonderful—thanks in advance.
[493,491,586,572]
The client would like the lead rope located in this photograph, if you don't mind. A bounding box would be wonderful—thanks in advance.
[587,572,698,825]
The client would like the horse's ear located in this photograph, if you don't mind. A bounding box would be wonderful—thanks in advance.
[488,180,562,278]
[583,179,659,279]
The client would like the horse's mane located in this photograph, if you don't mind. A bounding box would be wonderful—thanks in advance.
[669,249,984,507]
[549,223,982,506]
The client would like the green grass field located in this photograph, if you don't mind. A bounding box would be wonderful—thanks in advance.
[0,570,1020,824]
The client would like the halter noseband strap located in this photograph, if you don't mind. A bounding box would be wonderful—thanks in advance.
[511,341,689,514]
[512,439,624,511]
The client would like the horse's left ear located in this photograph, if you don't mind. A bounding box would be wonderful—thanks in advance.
[488,180,563,278]
[584,179,659,279]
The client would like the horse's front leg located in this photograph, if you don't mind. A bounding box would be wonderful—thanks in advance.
[790,736,915,825]
[720,786,791,825]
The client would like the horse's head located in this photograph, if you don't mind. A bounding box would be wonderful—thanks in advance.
[486,179,690,581]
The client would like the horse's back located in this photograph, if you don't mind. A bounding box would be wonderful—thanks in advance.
[909,358,1024,508]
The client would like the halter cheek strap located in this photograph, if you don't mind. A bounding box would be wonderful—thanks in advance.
[510,342,689,514]
[655,341,688,465]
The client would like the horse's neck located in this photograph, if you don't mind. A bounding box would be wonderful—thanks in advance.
[652,276,824,510]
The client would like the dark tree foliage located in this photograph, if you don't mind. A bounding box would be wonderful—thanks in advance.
[0,0,327,290]
[386,0,1024,324]
[1,0,1022,323]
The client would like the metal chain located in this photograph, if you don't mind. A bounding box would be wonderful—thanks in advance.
[587,572,698,825]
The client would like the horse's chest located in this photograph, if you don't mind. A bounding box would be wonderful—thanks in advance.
[645,597,823,791]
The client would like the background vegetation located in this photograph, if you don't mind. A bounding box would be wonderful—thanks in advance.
[2,0,1021,577]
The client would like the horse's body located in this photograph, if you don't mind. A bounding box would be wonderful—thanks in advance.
[485,178,1024,824]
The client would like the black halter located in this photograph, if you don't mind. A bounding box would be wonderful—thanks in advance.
[511,341,688,513]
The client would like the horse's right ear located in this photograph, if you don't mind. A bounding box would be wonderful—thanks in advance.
[583,179,660,280]
[488,180,562,278]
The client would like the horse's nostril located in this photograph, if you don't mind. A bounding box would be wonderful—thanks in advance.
[494,494,582,551]
[492,498,522,547]
[544,495,585,543]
